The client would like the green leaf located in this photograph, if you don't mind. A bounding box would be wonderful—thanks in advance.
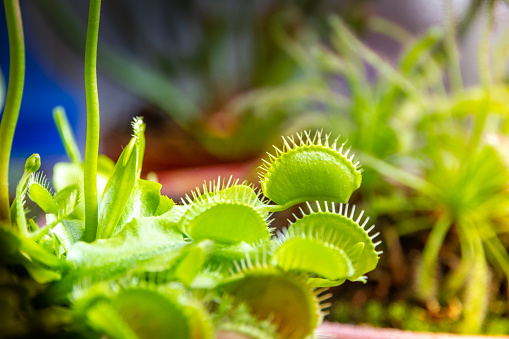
[280,202,380,282]
[75,283,213,339]
[260,131,362,209]
[400,27,442,74]
[28,174,58,214]
[173,241,211,286]
[0,226,21,257]
[84,300,139,339]
[52,161,112,221]
[11,154,40,235]
[52,219,85,253]
[53,184,80,217]
[180,182,270,245]
[220,267,322,339]
[97,118,146,239]
[53,106,82,164]
[154,195,174,216]
[21,256,62,283]
[0,227,61,283]
[271,237,353,281]
[97,139,140,239]
[114,179,166,234]
[18,235,64,268]
[66,213,185,282]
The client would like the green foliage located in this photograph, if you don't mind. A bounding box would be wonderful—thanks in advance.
[0,7,380,334]
[1,114,379,338]
[250,7,509,334]
[0,1,383,337]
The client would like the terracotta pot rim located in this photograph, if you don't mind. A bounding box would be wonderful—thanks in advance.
[315,322,507,339]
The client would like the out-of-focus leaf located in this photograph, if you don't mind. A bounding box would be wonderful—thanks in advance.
[53,106,82,164]
[0,227,21,258]
[52,161,112,221]
[173,241,211,287]
[53,184,80,217]
[22,256,62,283]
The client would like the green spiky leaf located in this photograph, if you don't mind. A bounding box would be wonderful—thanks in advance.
[179,179,271,245]
[260,131,362,208]
[273,202,380,283]
[98,118,145,239]
[28,173,58,214]
[220,267,328,339]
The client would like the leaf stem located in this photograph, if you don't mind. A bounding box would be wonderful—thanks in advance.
[444,0,463,93]
[416,212,452,301]
[53,106,82,164]
[359,152,437,197]
[0,0,25,224]
[83,0,101,242]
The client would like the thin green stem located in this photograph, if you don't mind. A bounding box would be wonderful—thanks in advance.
[459,225,488,334]
[416,212,452,300]
[477,2,494,88]
[53,106,82,164]
[0,0,25,224]
[359,152,438,198]
[444,0,463,93]
[83,0,101,242]
[467,3,494,153]
[329,17,422,103]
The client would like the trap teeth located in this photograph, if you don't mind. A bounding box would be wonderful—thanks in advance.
[259,131,362,208]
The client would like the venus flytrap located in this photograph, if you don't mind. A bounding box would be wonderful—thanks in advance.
[0,1,381,337]
[53,106,82,164]
[260,131,362,211]
[11,153,40,235]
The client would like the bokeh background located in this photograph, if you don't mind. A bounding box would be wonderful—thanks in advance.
[3,0,507,194]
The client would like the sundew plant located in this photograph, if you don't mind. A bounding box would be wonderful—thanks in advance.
[0,1,380,338]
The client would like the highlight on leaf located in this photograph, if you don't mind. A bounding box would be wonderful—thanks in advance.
[259,130,362,209]
[179,177,272,245]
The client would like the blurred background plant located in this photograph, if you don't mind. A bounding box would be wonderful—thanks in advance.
[240,0,509,334]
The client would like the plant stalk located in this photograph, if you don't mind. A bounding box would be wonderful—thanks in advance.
[416,212,452,301]
[0,0,25,224]
[83,0,101,242]
[444,0,463,93]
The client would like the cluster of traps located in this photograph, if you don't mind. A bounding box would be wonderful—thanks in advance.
[69,130,381,339]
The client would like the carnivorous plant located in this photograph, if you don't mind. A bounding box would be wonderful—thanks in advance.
[0,1,380,338]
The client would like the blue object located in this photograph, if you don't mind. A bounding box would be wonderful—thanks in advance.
[0,3,82,187]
